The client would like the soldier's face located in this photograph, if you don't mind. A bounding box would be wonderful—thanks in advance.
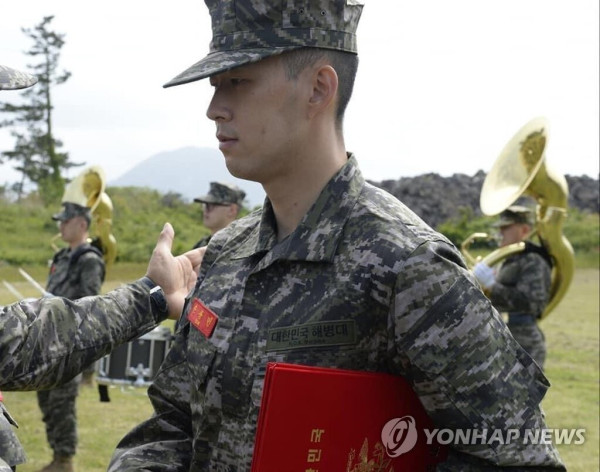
[498,223,529,247]
[59,216,87,244]
[202,203,236,233]
[206,55,310,184]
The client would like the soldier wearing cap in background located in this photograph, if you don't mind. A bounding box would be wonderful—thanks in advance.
[108,1,564,470]
[192,181,246,248]
[0,63,39,472]
[473,205,552,369]
[35,202,105,472]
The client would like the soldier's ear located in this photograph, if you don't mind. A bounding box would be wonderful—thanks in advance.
[307,64,338,120]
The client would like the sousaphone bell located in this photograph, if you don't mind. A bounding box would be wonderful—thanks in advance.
[462,117,574,318]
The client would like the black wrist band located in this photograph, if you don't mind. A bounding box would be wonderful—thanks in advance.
[142,277,168,319]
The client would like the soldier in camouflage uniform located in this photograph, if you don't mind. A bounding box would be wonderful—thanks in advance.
[192,182,246,249]
[35,202,106,472]
[0,63,39,472]
[0,225,202,469]
[109,1,565,470]
[473,206,552,368]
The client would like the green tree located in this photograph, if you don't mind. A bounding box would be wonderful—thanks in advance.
[0,16,79,203]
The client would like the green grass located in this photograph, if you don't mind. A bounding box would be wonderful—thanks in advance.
[3,387,154,471]
[1,265,598,471]
[541,268,600,471]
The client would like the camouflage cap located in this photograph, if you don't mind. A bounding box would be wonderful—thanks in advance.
[0,65,38,90]
[494,205,534,227]
[164,0,364,88]
[194,181,246,206]
[52,202,92,225]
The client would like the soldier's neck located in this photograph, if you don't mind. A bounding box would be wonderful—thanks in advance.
[69,236,89,250]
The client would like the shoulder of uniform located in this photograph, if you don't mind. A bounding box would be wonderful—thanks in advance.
[51,247,70,262]
[72,244,105,264]
[523,242,553,267]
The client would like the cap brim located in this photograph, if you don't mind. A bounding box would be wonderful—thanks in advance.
[493,219,518,228]
[52,212,67,221]
[194,196,231,205]
[163,47,300,88]
[0,65,38,90]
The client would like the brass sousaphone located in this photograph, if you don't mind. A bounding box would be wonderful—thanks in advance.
[52,166,117,267]
[462,117,574,318]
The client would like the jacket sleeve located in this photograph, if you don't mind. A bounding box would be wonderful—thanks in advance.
[0,278,164,391]
[392,240,565,470]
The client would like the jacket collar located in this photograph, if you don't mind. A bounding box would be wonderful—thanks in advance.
[231,154,364,263]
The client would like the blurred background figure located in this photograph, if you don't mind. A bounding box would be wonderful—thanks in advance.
[473,205,552,368]
[0,63,38,472]
[192,181,246,248]
[35,201,105,472]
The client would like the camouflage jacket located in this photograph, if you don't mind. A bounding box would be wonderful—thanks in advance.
[193,234,212,250]
[110,156,564,471]
[489,249,552,318]
[47,243,105,299]
[0,400,25,467]
[0,278,165,391]
[0,456,13,471]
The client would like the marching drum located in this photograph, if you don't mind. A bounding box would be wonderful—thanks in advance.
[96,326,172,387]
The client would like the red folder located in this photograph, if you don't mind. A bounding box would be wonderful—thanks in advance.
[251,362,446,471]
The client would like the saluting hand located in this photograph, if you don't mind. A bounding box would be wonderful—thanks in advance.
[146,223,206,318]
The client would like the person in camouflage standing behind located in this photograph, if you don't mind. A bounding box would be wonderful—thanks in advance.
[473,205,552,368]
[35,202,105,472]
[192,181,246,249]
[109,1,564,470]
[0,63,39,472]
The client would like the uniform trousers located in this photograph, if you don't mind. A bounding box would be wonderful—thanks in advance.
[36,375,80,457]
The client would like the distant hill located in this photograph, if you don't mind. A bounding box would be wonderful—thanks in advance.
[109,147,266,208]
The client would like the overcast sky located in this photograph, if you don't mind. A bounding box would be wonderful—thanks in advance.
[1,0,598,190]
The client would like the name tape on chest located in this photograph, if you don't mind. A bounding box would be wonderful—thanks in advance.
[266,320,356,352]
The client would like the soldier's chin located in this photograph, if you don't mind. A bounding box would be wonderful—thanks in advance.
[223,159,261,185]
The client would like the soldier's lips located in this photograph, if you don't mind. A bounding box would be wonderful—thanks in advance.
[217,134,237,151]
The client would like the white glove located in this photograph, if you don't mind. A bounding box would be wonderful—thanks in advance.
[473,262,496,290]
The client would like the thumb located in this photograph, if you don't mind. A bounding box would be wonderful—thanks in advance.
[147,223,175,282]
[155,223,175,253]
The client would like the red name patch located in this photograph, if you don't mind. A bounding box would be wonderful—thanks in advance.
[187,298,219,338]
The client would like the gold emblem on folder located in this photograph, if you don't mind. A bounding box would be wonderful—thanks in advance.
[346,438,394,472]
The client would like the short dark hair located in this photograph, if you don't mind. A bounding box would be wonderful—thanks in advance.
[280,48,358,129]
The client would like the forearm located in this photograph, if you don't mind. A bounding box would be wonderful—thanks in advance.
[0,278,166,391]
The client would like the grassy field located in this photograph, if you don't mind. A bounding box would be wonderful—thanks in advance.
[1,264,598,471]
